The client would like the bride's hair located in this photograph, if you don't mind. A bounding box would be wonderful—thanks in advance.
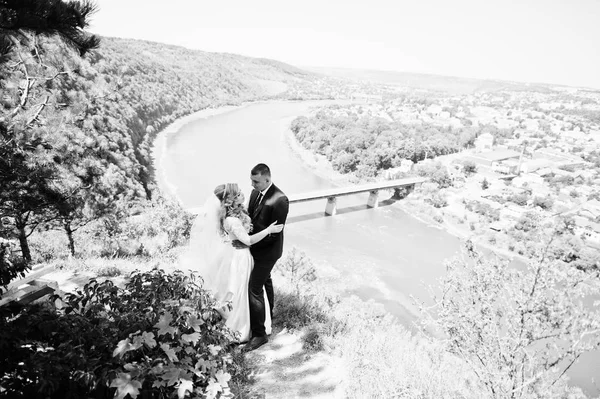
[214,183,252,234]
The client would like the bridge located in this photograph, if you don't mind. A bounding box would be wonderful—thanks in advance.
[288,176,428,216]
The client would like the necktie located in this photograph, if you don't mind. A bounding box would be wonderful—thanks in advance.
[255,193,263,209]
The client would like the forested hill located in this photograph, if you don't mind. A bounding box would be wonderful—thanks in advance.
[1,34,323,260]
[3,35,319,198]
[86,36,321,193]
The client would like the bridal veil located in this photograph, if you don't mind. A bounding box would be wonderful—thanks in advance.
[184,194,233,297]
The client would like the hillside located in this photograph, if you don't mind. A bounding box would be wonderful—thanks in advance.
[306,66,559,95]
[1,34,335,261]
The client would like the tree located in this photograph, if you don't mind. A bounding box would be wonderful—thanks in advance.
[422,241,600,398]
[481,177,490,190]
[0,1,99,263]
[0,0,100,61]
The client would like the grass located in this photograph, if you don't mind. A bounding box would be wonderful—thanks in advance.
[23,221,482,398]
[269,252,481,399]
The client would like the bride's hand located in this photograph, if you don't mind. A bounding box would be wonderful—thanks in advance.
[267,221,284,234]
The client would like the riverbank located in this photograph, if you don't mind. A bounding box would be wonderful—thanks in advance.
[282,118,526,264]
[151,103,250,203]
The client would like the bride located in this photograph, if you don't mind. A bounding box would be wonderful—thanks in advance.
[187,183,283,343]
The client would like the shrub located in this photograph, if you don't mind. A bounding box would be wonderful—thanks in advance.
[421,245,600,398]
[481,177,490,190]
[302,326,325,352]
[0,239,30,295]
[428,192,448,208]
[462,161,478,176]
[508,192,530,206]
[414,161,452,188]
[0,269,241,399]
[278,248,317,296]
[92,196,195,258]
[272,290,328,330]
[533,196,554,210]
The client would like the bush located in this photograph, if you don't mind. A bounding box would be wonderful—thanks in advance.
[481,177,490,190]
[508,192,530,206]
[421,245,600,398]
[462,161,478,176]
[427,192,448,208]
[0,239,30,295]
[533,196,554,210]
[414,161,453,189]
[0,269,242,399]
[272,290,328,330]
[278,248,317,296]
[92,196,195,258]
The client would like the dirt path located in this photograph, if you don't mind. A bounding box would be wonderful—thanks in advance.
[244,328,347,399]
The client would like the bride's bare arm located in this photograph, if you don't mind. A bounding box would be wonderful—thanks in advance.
[228,219,283,246]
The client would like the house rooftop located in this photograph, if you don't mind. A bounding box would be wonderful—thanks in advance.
[474,149,521,162]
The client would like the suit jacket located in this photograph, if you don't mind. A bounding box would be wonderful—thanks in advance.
[248,183,289,261]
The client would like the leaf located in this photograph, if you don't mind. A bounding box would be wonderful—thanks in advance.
[205,378,222,399]
[187,314,204,331]
[177,378,194,399]
[207,344,221,356]
[110,373,142,399]
[181,332,201,345]
[141,331,157,348]
[154,312,177,336]
[178,305,195,315]
[160,367,181,386]
[215,369,231,386]
[131,335,144,350]
[194,358,213,374]
[113,338,133,358]
[152,379,167,388]
[161,343,179,363]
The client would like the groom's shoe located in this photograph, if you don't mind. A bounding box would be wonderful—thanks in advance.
[243,336,268,352]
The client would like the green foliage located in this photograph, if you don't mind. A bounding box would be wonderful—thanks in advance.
[278,247,317,296]
[0,0,100,61]
[465,201,500,222]
[0,269,243,398]
[290,104,483,179]
[427,192,448,208]
[422,243,600,398]
[507,191,530,206]
[0,239,30,295]
[302,326,325,352]
[1,27,321,276]
[481,177,490,190]
[514,211,542,232]
[532,195,554,210]
[272,290,328,330]
[462,160,478,176]
[414,161,453,188]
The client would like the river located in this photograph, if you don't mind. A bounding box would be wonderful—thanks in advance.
[158,100,598,395]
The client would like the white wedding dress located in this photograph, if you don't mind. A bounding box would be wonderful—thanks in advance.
[185,197,271,343]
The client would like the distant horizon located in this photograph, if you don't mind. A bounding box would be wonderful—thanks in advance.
[95,34,598,92]
[92,0,600,90]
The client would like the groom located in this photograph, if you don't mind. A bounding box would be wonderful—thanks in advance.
[245,163,289,351]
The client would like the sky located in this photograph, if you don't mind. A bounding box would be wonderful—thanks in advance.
[90,0,600,89]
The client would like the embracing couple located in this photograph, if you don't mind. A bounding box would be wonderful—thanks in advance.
[189,163,289,352]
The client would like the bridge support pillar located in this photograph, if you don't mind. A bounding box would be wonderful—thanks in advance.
[367,190,379,208]
[325,197,337,216]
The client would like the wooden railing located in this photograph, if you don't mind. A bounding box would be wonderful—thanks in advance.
[288,177,428,216]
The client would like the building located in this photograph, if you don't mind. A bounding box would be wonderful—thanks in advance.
[493,159,520,174]
[475,132,494,152]
[465,149,521,167]
[520,158,554,174]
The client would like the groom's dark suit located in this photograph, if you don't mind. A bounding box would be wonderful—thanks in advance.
[248,183,289,338]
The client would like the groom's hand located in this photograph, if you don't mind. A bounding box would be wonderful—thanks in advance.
[231,239,249,249]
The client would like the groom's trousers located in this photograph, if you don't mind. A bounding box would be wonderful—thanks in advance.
[249,258,276,338]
